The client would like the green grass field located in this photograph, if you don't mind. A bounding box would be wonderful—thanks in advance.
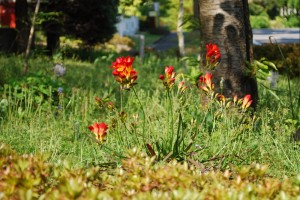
[0,53,299,198]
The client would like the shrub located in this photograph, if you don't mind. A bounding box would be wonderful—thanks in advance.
[269,16,286,29]
[253,44,300,77]
[1,145,299,199]
[249,3,264,16]
[0,55,23,87]
[284,15,300,28]
[250,15,270,29]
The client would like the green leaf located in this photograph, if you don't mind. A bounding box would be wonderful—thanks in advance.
[258,81,284,105]
[262,60,278,71]
[255,60,269,70]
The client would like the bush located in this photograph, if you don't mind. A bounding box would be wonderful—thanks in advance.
[249,3,264,16]
[253,44,300,77]
[0,55,22,86]
[284,15,300,28]
[250,15,270,28]
[0,145,299,199]
[269,16,286,28]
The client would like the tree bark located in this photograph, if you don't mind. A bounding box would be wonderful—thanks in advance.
[193,0,199,19]
[199,0,258,107]
[177,0,186,69]
[23,0,41,76]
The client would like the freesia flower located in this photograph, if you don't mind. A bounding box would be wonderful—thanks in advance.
[110,56,137,90]
[178,81,187,92]
[241,94,253,110]
[107,102,115,110]
[165,66,174,77]
[233,95,238,105]
[199,73,214,92]
[88,122,108,142]
[159,66,176,89]
[216,94,225,107]
[206,43,221,67]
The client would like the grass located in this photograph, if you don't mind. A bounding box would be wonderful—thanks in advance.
[0,52,299,198]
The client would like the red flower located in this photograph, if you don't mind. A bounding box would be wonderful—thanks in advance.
[88,122,108,142]
[199,73,214,91]
[110,56,137,90]
[160,66,176,89]
[206,44,221,66]
[241,94,253,110]
[165,66,174,78]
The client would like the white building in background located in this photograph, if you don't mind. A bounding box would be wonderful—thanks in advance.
[116,15,139,36]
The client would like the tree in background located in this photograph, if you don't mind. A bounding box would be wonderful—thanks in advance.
[118,0,144,16]
[60,0,119,45]
[198,0,258,107]
[40,0,63,55]
[38,0,119,55]
[249,0,299,28]
[15,0,30,53]
[159,0,193,31]
[177,0,185,68]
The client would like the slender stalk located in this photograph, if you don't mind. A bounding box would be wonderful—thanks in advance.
[132,87,147,142]
[120,86,123,112]
[269,36,295,120]
[85,131,125,159]
[167,89,175,147]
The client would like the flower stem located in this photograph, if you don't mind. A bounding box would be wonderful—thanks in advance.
[120,86,123,112]
[132,87,147,142]
[167,89,175,147]
[270,37,295,120]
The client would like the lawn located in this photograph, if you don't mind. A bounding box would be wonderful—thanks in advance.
[0,50,299,198]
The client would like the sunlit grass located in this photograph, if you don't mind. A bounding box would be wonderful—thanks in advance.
[0,54,299,178]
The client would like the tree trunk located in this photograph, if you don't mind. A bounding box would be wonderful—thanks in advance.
[45,24,61,56]
[23,0,41,75]
[15,0,30,53]
[193,0,199,19]
[199,0,258,107]
[177,0,186,69]
[43,0,62,56]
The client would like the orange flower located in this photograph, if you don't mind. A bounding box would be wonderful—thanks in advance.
[233,95,238,105]
[217,94,226,106]
[160,66,176,89]
[206,43,221,67]
[241,94,253,110]
[199,73,214,91]
[218,94,226,102]
[110,56,137,90]
[88,122,108,142]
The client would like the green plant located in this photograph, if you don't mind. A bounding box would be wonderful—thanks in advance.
[250,15,270,28]
[284,15,300,27]
[0,51,299,180]
[253,44,300,77]
[85,44,256,165]
[249,3,265,16]
[0,145,299,199]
